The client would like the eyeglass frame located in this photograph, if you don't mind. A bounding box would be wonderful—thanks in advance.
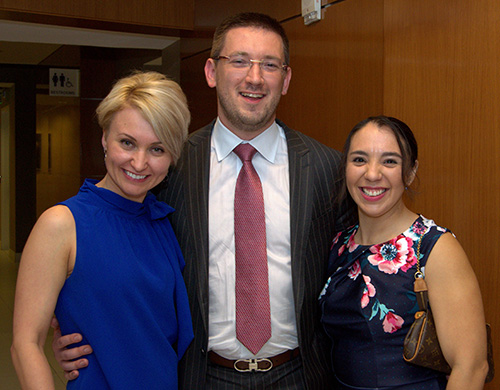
[212,54,289,73]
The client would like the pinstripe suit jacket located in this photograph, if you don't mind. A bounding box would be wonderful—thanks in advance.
[159,119,354,389]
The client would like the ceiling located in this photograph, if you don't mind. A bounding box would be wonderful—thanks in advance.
[0,20,178,65]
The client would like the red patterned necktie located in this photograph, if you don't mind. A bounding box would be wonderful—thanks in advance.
[233,143,271,355]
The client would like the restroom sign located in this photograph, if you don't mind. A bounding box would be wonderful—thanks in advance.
[49,68,80,97]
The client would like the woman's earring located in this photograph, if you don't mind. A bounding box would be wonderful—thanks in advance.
[104,149,107,160]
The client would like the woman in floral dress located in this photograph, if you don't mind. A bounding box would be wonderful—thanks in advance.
[319,116,488,389]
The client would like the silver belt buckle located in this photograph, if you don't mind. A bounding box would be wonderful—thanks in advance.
[234,358,273,372]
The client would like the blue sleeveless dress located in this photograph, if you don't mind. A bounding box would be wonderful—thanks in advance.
[319,216,449,389]
[54,179,193,389]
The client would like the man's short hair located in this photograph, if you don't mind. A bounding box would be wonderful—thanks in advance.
[210,12,290,65]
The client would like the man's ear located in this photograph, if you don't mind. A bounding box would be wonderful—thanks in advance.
[281,66,292,96]
[204,58,217,89]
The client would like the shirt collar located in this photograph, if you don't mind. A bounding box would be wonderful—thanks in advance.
[212,118,281,163]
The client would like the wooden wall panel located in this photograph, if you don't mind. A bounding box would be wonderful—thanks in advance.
[384,2,500,386]
[0,0,194,29]
[279,0,384,150]
[180,51,216,131]
[194,0,300,29]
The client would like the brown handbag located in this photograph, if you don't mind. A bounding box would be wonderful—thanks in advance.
[403,235,495,382]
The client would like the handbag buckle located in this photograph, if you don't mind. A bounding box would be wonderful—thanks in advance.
[414,311,425,319]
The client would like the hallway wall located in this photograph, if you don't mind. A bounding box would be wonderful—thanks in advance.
[0,0,194,30]
[0,67,37,256]
[383,4,499,387]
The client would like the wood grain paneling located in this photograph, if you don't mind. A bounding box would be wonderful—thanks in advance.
[279,0,384,150]
[0,0,194,29]
[180,51,216,132]
[384,2,500,387]
[194,0,300,29]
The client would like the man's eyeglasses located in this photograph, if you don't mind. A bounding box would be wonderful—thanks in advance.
[213,55,289,73]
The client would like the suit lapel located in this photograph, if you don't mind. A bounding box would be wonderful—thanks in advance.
[184,123,213,333]
[281,121,313,319]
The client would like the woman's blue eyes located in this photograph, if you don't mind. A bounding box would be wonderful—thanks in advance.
[120,140,164,154]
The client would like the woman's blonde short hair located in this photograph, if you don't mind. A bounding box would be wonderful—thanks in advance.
[96,71,190,164]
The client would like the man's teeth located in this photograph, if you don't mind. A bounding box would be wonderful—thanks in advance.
[126,171,147,180]
[362,188,385,196]
[241,92,264,98]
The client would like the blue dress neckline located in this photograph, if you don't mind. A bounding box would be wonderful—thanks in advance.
[81,179,173,220]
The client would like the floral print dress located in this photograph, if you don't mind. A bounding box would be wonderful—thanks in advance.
[319,215,449,390]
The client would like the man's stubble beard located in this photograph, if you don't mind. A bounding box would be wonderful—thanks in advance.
[217,91,281,134]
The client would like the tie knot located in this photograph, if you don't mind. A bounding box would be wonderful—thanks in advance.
[233,143,257,162]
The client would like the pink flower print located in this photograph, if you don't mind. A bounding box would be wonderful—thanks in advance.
[382,311,404,333]
[347,233,359,253]
[412,222,426,235]
[348,260,361,280]
[367,235,417,274]
[360,275,376,308]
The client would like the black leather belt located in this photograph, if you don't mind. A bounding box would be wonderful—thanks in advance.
[208,348,300,372]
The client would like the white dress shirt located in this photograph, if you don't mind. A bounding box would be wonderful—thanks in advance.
[207,118,298,359]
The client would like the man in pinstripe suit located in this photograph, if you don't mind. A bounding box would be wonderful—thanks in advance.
[163,13,354,389]
[51,12,353,389]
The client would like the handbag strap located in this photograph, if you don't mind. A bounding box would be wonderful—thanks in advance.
[413,229,495,383]
[414,233,429,311]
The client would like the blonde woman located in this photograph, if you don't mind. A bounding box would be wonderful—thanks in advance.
[11,71,193,390]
